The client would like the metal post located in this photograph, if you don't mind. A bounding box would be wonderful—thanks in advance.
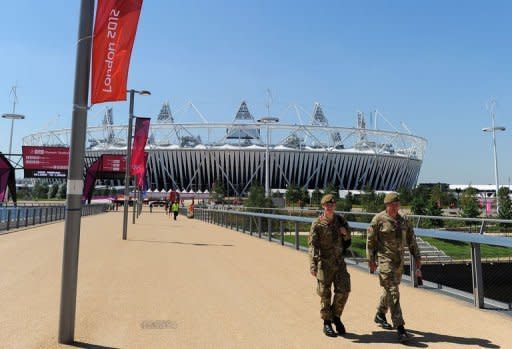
[265,125,270,198]
[6,210,11,231]
[295,222,299,250]
[59,0,94,343]
[123,91,135,238]
[470,243,485,308]
[280,221,284,245]
[132,180,136,224]
[268,219,272,241]
[410,257,418,287]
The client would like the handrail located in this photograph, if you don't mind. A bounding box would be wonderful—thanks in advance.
[193,207,512,310]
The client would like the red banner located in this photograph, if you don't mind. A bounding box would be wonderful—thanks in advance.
[131,117,150,186]
[91,0,143,104]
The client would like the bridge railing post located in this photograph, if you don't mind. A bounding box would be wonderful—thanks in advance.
[280,221,284,245]
[471,242,484,308]
[295,222,299,250]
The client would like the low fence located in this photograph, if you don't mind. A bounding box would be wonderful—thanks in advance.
[0,204,111,233]
[193,207,512,310]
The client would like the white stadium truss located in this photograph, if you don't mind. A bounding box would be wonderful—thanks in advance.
[23,102,427,195]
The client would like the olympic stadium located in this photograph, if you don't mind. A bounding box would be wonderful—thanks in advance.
[22,102,427,196]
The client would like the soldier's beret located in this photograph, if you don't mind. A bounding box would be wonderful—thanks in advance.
[321,194,336,205]
[384,192,400,204]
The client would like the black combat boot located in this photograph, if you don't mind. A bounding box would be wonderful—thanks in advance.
[374,312,392,329]
[397,325,409,342]
[332,316,346,335]
[323,320,337,337]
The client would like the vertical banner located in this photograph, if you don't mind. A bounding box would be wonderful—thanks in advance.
[137,152,149,188]
[0,153,16,203]
[82,158,101,203]
[131,117,150,186]
[91,0,143,104]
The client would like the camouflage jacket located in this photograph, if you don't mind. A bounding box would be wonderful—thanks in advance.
[366,211,420,265]
[308,214,351,273]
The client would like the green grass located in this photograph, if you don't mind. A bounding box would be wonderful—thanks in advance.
[422,237,512,260]
[282,234,512,260]
[282,234,367,257]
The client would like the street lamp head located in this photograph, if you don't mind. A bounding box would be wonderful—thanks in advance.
[257,116,279,124]
[2,113,25,120]
[127,89,151,96]
[482,126,506,132]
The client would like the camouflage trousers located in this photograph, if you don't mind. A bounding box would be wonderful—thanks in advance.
[377,261,404,327]
[316,260,351,320]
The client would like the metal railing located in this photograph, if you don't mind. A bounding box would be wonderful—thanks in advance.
[192,207,512,310]
[0,203,111,233]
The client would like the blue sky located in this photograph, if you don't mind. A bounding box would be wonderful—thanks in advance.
[1,1,511,185]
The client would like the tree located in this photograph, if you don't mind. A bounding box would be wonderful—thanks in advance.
[498,187,512,221]
[460,187,480,219]
[48,184,59,199]
[285,184,302,206]
[57,183,67,199]
[32,180,49,199]
[336,192,353,212]
[360,188,385,213]
[211,180,226,204]
[426,198,443,227]
[246,183,271,208]
[412,185,430,207]
[411,196,427,215]
[311,188,322,207]
[323,183,339,200]
[397,187,413,206]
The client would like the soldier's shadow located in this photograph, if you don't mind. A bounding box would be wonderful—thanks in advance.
[344,329,500,348]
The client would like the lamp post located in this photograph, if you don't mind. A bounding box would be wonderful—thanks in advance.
[2,113,25,203]
[482,118,505,214]
[257,116,279,198]
[122,89,150,240]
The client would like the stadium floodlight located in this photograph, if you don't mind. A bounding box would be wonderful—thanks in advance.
[482,99,506,214]
[257,116,280,197]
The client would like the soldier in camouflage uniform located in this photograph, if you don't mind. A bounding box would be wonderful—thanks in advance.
[308,194,352,337]
[366,192,421,342]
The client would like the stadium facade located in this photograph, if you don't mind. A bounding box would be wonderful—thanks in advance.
[23,102,427,196]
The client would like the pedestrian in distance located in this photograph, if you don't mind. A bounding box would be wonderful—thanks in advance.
[164,200,170,215]
[308,193,352,337]
[171,201,179,221]
[366,192,422,342]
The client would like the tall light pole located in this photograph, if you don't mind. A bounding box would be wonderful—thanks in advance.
[257,116,279,197]
[122,89,150,240]
[1,113,25,203]
[59,0,94,343]
[482,112,505,214]
[2,85,25,204]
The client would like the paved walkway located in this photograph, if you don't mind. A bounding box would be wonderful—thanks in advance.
[0,209,510,348]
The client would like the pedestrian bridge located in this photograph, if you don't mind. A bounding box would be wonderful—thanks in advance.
[0,209,509,348]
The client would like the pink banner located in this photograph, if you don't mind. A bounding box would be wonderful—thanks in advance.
[130,117,150,187]
[82,158,101,202]
[0,153,15,202]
